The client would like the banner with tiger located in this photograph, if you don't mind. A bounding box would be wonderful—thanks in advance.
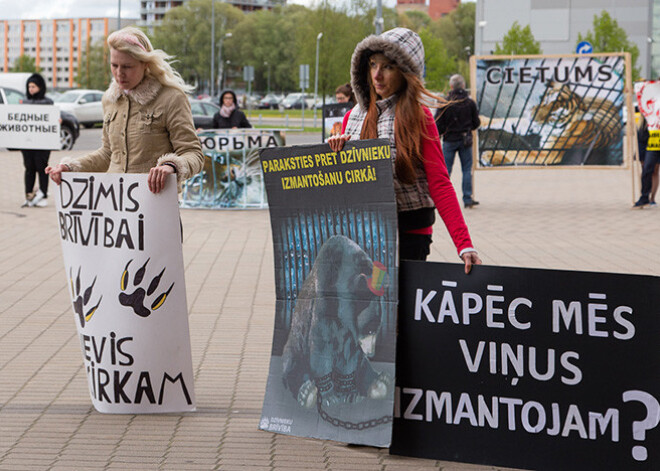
[55,173,196,413]
[471,53,633,167]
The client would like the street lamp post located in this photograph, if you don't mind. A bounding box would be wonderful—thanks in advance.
[314,32,323,126]
[222,60,231,90]
[217,32,232,95]
[211,0,215,97]
[264,61,270,94]
[375,0,383,35]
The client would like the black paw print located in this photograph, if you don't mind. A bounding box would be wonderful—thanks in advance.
[118,259,174,317]
[69,267,102,327]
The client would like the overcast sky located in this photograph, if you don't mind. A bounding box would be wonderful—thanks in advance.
[0,0,400,20]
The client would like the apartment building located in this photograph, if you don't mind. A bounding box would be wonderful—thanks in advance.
[0,17,135,90]
[395,0,461,21]
[138,0,286,30]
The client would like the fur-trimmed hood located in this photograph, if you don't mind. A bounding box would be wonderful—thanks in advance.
[350,27,425,110]
[105,75,162,106]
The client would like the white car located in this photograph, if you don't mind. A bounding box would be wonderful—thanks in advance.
[56,89,104,128]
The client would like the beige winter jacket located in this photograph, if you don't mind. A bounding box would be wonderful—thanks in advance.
[62,76,204,187]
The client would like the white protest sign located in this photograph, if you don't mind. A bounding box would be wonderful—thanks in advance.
[55,173,196,413]
[0,104,60,149]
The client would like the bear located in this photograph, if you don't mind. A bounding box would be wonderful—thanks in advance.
[281,234,392,409]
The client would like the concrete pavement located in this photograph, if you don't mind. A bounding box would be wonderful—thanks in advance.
[1,148,658,471]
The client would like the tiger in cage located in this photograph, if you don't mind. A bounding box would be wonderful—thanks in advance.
[480,81,623,166]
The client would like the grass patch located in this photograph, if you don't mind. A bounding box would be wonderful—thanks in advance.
[253,124,322,133]
[246,109,323,119]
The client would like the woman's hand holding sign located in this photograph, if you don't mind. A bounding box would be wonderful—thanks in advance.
[328,134,351,153]
[45,163,70,185]
[148,164,175,194]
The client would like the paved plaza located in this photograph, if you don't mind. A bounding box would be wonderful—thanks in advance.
[1,147,658,471]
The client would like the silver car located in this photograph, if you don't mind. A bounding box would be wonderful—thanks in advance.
[56,89,104,128]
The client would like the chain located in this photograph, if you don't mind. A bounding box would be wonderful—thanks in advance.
[316,394,392,430]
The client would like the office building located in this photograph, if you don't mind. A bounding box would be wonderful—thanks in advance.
[475,0,656,79]
[0,17,136,90]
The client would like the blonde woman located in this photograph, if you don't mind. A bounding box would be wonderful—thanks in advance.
[47,27,203,194]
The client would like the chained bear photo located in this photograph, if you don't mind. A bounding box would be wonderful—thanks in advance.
[282,235,392,408]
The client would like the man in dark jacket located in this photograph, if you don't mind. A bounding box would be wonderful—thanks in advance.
[435,74,481,208]
[212,89,252,129]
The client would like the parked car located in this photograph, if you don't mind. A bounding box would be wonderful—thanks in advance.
[189,99,221,129]
[55,89,104,128]
[279,93,309,111]
[0,86,80,151]
[258,93,282,109]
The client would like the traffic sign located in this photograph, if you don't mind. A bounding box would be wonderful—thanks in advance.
[299,64,310,90]
[576,41,593,54]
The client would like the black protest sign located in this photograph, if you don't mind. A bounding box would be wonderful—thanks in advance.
[259,139,398,447]
[391,261,660,470]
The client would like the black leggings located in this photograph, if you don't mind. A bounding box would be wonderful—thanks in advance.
[399,232,432,261]
[22,150,51,196]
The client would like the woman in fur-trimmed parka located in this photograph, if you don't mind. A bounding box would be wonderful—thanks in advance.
[328,27,481,273]
[47,27,203,194]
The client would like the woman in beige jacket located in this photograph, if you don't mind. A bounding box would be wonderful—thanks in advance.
[47,27,204,194]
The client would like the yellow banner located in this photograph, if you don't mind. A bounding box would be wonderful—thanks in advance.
[648,130,660,151]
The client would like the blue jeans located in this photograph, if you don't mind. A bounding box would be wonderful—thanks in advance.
[442,139,473,203]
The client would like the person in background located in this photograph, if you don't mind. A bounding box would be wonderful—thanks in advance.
[335,82,355,104]
[635,114,659,208]
[434,74,481,209]
[46,26,204,195]
[213,90,252,129]
[21,73,53,207]
[328,28,481,273]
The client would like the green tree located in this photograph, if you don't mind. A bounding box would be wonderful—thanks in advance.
[299,1,395,97]
[428,2,475,60]
[426,2,475,87]
[577,10,640,79]
[11,54,40,73]
[418,27,455,91]
[494,21,542,55]
[399,10,431,32]
[151,0,244,93]
[76,39,111,90]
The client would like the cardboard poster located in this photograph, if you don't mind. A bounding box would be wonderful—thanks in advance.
[56,173,196,413]
[391,261,660,470]
[180,129,284,209]
[259,139,398,446]
[474,55,626,167]
[0,104,60,149]
[635,81,660,150]
[321,103,353,141]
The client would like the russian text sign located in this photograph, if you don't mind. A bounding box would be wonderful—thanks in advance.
[181,129,284,209]
[0,104,60,150]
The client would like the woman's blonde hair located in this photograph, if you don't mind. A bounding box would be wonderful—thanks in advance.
[107,26,193,94]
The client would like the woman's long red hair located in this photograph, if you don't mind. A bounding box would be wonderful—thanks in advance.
[360,71,447,184]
